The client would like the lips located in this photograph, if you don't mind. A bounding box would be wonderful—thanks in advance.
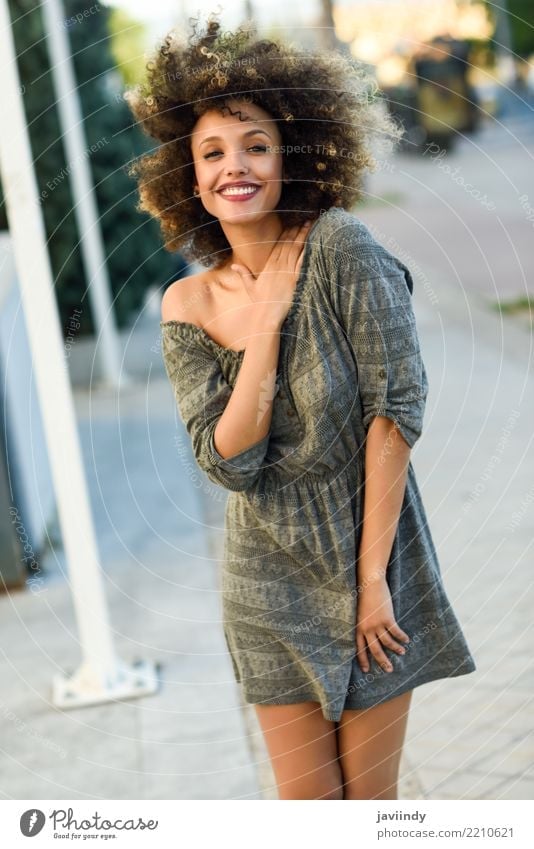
[217,181,260,190]
[216,183,261,201]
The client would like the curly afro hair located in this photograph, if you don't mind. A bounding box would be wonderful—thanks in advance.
[125,11,403,269]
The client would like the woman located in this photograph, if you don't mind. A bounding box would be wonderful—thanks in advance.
[126,14,476,800]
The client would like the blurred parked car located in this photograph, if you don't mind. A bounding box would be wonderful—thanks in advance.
[382,36,481,153]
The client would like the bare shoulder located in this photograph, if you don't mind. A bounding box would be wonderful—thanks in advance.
[160,270,213,325]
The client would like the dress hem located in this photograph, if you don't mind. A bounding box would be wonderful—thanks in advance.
[239,656,476,723]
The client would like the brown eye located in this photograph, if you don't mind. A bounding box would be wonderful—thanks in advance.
[204,145,266,160]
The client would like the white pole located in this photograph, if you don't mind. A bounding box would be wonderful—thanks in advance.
[41,0,126,389]
[0,0,156,707]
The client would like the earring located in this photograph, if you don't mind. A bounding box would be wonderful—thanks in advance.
[193,187,200,196]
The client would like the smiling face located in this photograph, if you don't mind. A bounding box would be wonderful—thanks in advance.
[190,99,285,226]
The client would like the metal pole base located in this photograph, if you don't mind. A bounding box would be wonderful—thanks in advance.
[52,658,159,709]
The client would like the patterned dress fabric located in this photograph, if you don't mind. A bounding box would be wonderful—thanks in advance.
[160,206,476,722]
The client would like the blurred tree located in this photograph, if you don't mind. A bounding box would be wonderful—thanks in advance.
[506,0,534,57]
[108,6,148,87]
[0,0,174,335]
[486,0,534,59]
[0,1,84,328]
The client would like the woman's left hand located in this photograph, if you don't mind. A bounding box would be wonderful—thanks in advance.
[355,577,410,673]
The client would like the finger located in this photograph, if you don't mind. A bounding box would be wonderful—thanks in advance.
[230,263,255,280]
[279,223,302,239]
[366,632,394,672]
[291,225,311,255]
[279,231,307,267]
[385,623,411,645]
[290,221,311,244]
[292,221,313,253]
[376,629,407,656]
[355,630,369,672]
[274,221,312,265]
[269,233,293,265]
[273,225,300,263]
[277,225,300,247]
[292,221,312,239]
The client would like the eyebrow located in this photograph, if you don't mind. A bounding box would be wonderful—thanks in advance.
[198,128,272,147]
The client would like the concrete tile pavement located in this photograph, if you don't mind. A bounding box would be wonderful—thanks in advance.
[0,374,261,800]
[201,275,533,800]
[1,117,532,799]
[358,131,534,799]
[1,281,531,799]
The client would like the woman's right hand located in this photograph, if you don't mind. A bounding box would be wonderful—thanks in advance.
[230,220,313,330]
[355,578,410,673]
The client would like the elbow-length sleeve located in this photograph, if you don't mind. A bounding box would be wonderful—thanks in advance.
[160,323,270,492]
[326,217,429,449]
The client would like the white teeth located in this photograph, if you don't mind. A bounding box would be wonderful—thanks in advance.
[219,185,259,196]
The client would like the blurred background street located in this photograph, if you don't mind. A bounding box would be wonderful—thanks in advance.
[0,0,532,801]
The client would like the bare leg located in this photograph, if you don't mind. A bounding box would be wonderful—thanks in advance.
[253,700,343,799]
[337,690,413,800]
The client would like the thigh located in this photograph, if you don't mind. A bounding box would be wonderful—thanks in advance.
[253,700,343,800]
[337,690,413,800]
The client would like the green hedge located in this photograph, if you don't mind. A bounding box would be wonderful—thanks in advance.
[0,0,174,336]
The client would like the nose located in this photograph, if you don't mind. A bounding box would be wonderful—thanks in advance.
[224,146,249,175]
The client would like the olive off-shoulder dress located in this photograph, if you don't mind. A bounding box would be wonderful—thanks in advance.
[160,206,476,722]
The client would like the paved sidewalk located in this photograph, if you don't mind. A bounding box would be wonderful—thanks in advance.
[394,288,533,800]
[204,273,534,801]
[1,116,532,800]
[357,120,534,799]
[0,267,531,800]
[0,368,262,800]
